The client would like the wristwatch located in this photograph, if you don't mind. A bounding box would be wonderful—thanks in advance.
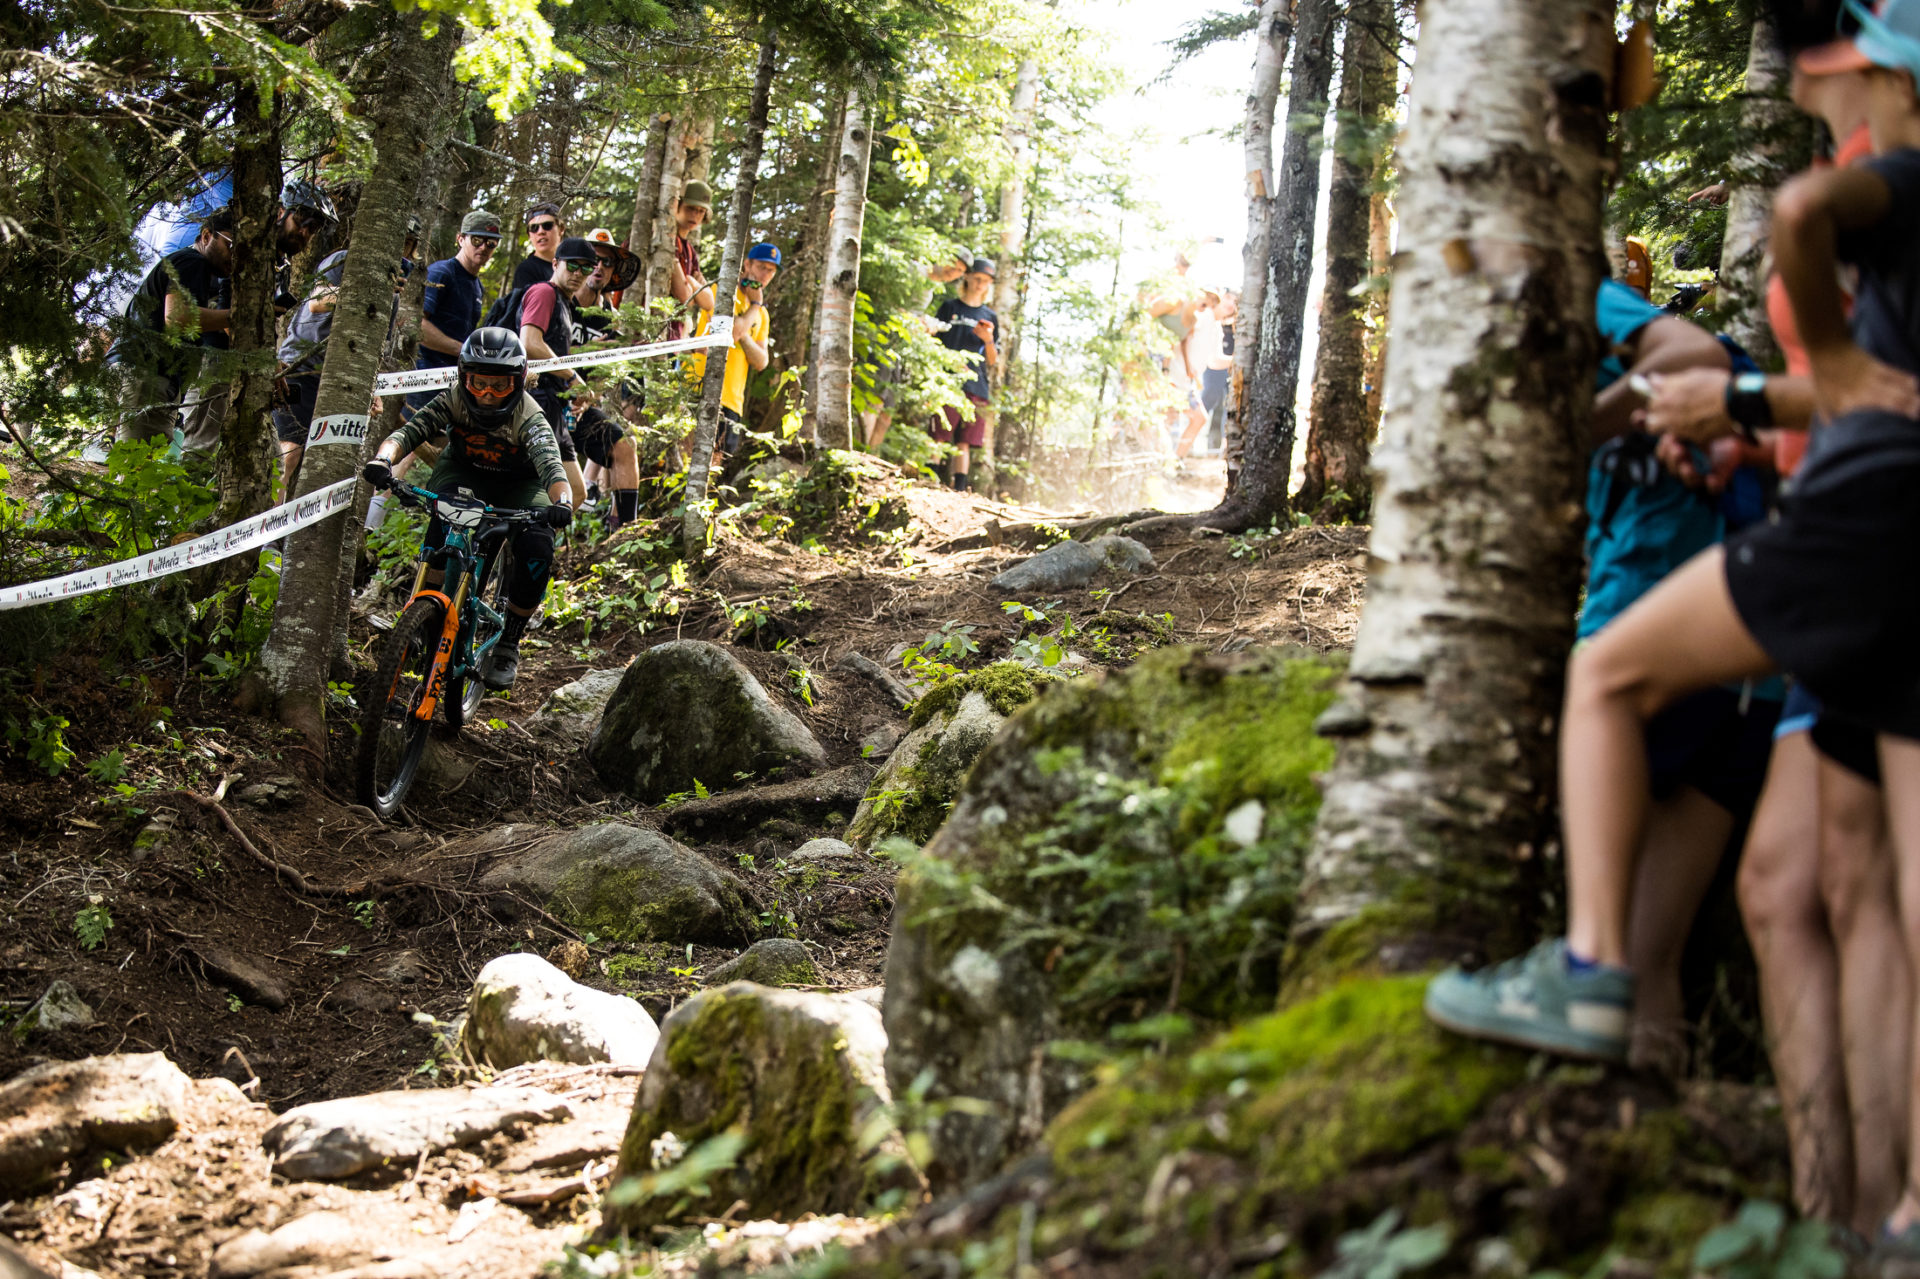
[1723,371,1771,443]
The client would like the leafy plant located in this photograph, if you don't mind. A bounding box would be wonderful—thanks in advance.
[72,898,113,951]
[352,899,378,930]
[1691,1201,1845,1279]
[1324,1209,1451,1279]
[86,749,128,784]
[604,1129,746,1215]
[225,993,244,1013]
[788,664,816,707]
[7,710,76,776]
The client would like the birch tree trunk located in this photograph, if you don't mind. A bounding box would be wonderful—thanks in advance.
[630,111,672,287]
[1223,0,1292,493]
[814,83,874,452]
[1296,0,1397,523]
[1214,0,1337,530]
[645,112,689,309]
[201,79,282,643]
[684,32,776,553]
[791,92,848,441]
[252,9,456,761]
[1294,0,1615,974]
[990,56,1040,391]
[1362,188,1392,431]
[1717,18,1791,367]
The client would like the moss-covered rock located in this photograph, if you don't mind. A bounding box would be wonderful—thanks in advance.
[476,823,752,945]
[598,983,920,1236]
[588,640,827,803]
[846,686,1010,851]
[827,977,1790,1279]
[706,938,819,987]
[881,646,1340,1194]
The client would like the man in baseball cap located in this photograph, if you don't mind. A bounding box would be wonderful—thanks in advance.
[691,241,780,453]
[1797,0,1920,79]
[413,208,505,400]
[665,181,715,340]
[513,201,567,290]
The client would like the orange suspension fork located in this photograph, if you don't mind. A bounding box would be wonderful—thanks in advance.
[413,576,468,723]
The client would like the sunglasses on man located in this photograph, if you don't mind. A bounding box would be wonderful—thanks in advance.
[528,220,560,234]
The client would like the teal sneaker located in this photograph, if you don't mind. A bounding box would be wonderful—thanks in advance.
[1424,938,1632,1063]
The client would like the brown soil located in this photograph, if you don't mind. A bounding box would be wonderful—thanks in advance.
[0,468,1364,1277]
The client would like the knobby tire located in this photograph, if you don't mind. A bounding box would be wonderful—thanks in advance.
[355,594,446,819]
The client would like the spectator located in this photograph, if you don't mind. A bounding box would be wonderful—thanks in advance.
[1203,288,1237,453]
[573,230,638,346]
[1145,253,1208,456]
[269,242,348,488]
[569,382,643,531]
[411,211,503,412]
[275,179,336,262]
[516,235,597,507]
[106,207,234,453]
[664,180,715,341]
[691,241,778,455]
[864,247,970,454]
[1423,21,1920,1260]
[930,257,1000,492]
[511,202,566,291]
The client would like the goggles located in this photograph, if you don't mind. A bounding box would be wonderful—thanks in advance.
[464,371,518,403]
[290,208,327,231]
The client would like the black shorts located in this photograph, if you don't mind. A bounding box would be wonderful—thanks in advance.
[529,386,579,465]
[718,406,747,454]
[1780,684,1883,784]
[273,375,319,444]
[573,412,627,469]
[1725,410,1920,739]
[1646,685,1781,819]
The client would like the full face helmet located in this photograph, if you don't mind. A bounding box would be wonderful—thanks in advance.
[457,327,527,429]
[279,178,338,229]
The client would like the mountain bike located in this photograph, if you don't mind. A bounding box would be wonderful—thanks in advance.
[354,482,535,818]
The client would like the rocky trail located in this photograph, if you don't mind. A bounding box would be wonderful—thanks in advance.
[0,461,1368,1279]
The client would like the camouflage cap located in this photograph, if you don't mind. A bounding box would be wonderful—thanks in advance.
[459,210,504,239]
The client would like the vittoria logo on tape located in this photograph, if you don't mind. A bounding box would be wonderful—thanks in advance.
[307,413,370,449]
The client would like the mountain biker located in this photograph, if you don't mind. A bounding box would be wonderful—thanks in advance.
[360,327,572,691]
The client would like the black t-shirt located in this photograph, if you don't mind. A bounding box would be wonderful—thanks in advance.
[1839,149,1920,377]
[512,253,554,291]
[109,246,229,372]
[935,296,999,400]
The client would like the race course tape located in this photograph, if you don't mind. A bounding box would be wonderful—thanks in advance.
[371,322,732,396]
[0,478,357,612]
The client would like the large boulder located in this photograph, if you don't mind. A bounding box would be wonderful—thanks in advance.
[462,952,661,1068]
[588,641,827,802]
[990,535,1155,594]
[846,663,1057,850]
[263,1085,572,1179]
[0,1053,190,1191]
[882,647,1338,1194]
[599,983,918,1236]
[477,823,752,945]
[526,667,627,743]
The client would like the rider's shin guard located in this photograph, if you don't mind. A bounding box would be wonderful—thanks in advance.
[364,492,390,532]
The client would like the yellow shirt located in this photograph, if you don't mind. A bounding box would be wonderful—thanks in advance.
[690,290,769,416]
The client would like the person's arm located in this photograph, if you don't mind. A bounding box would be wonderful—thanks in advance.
[1773,165,1920,421]
[307,285,339,315]
[978,317,999,371]
[1592,315,1728,442]
[418,317,462,357]
[378,394,448,463]
[736,305,770,372]
[1641,367,1818,439]
[521,409,572,504]
[164,291,230,337]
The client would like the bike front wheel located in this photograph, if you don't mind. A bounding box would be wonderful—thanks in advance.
[356,594,446,818]
[444,553,508,730]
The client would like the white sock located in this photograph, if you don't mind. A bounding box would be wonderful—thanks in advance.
[364,492,390,532]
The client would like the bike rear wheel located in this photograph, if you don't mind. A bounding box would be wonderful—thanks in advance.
[356,595,446,818]
[444,547,510,729]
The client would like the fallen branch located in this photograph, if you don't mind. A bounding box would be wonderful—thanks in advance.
[835,651,914,709]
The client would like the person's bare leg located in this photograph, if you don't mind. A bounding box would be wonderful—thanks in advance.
[1174,406,1207,458]
[1739,732,1853,1224]
[1868,734,1920,1235]
[1562,547,1777,967]
[279,441,302,491]
[1818,754,1908,1233]
[951,442,970,477]
[611,437,640,492]
[1626,785,1735,1075]
[865,409,893,453]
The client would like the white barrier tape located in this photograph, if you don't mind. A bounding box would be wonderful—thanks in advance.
[0,478,358,612]
[371,324,733,396]
[307,413,371,450]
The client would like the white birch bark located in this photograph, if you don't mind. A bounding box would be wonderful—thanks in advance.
[1224,0,1291,485]
[1717,19,1790,367]
[645,113,689,310]
[1296,0,1616,968]
[814,84,874,452]
[991,56,1040,388]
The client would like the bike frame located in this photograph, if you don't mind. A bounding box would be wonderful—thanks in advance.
[394,484,514,724]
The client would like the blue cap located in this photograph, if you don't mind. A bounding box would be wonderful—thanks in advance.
[746,242,782,265]
[1819,0,1920,82]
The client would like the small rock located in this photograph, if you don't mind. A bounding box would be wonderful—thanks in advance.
[547,938,592,979]
[847,690,1007,850]
[29,981,94,1031]
[475,823,752,945]
[600,984,918,1235]
[462,953,662,1069]
[416,737,476,793]
[324,979,395,1015]
[1,1234,58,1278]
[233,777,303,811]
[860,723,903,757]
[210,1203,421,1277]
[182,944,289,1010]
[787,838,857,863]
[990,535,1155,593]
[707,939,818,987]
[263,1085,572,1180]
[844,986,884,1009]
[378,950,431,985]
[0,1053,190,1192]
[526,667,628,743]
[588,640,827,803]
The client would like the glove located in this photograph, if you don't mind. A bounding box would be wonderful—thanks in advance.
[362,459,393,490]
[542,502,574,529]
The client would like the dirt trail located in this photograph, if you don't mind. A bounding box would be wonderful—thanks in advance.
[0,468,1364,1277]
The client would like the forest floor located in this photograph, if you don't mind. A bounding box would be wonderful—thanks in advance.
[0,457,1366,1278]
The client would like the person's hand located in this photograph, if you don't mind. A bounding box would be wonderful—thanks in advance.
[362,458,393,490]
[542,502,574,529]
[1639,368,1735,443]
[1687,183,1729,206]
[1809,343,1920,421]
[972,319,994,342]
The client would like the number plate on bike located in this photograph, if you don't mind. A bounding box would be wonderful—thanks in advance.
[435,498,486,528]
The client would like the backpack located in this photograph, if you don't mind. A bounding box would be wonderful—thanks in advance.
[478,285,528,334]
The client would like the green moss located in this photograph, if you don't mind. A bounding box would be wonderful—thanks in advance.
[909,661,1061,730]
[604,950,664,986]
[1049,976,1526,1209]
[550,865,749,945]
[1610,1191,1727,1279]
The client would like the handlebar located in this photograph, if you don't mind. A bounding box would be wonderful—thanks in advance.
[391,482,545,523]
